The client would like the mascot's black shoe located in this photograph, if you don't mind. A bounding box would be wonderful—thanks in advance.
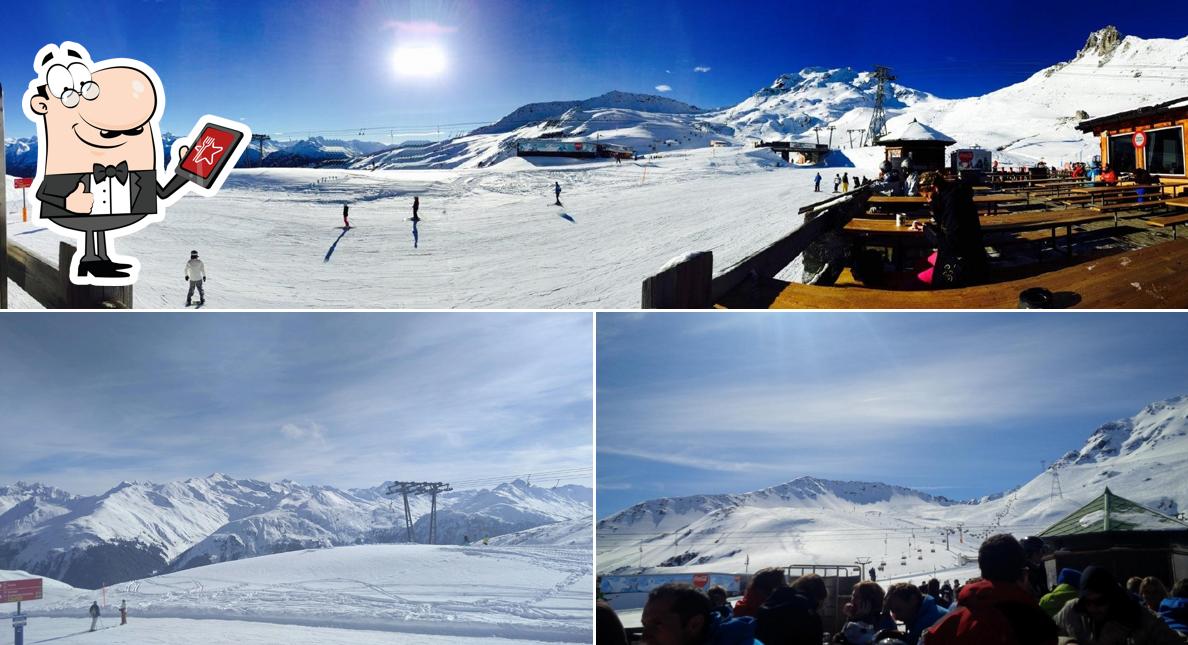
[78,260,131,278]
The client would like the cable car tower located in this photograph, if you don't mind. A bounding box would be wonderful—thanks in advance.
[385,481,452,544]
[866,66,896,145]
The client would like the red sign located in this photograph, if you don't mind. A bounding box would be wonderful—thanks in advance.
[13,177,33,189]
[692,573,709,588]
[1133,131,1147,148]
[574,142,584,151]
[181,126,239,179]
[0,578,43,603]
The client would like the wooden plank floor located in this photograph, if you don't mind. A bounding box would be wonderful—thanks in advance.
[718,239,1188,309]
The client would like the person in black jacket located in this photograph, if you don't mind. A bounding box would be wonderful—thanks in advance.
[1020,536,1050,599]
[756,573,826,645]
[911,172,988,288]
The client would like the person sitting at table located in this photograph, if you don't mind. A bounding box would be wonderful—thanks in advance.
[910,172,988,288]
[1100,164,1118,186]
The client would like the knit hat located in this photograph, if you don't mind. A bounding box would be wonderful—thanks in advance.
[1057,568,1082,589]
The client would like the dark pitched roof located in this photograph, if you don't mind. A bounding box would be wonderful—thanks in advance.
[1076,96,1188,134]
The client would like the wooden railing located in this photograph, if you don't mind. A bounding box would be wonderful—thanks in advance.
[640,187,872,308]
[5,240,133,309]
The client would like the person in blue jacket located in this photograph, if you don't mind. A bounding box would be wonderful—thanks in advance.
[641,583,764,645]
[885,583,948,644]
[814,173,822,192]
[1160,579,1188,636]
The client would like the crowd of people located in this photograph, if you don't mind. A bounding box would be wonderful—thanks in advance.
[597,533,1188,645]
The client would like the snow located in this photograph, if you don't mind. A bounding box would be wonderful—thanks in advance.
[2,543,591,643]
[880,119,955,144]
[488,517,592,548]
[598,395,1188,581]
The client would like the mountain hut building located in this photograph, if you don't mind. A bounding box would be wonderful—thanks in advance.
[1037,487,1188,588]
[878,119,956,172]
[1076,96,1188,193]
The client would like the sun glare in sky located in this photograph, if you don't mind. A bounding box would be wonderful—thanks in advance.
[391,44,448,77]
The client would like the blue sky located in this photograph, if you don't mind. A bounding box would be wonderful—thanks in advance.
[0,313,592,496]
[3,1,1186,141]
[597,313,1188,517]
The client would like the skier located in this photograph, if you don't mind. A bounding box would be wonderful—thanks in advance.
[89,601,100,632]
[553,181,562,206]
[842,172,850,192]
[463,534,470,546]
[833,174,841,193]
[482,535,489,545]
[342,203,351,228]
[185,250,206,307]
[120,600,127,626]
[412,196,420,220]
[814,172,822,192]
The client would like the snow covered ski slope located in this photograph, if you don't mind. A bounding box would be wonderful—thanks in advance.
[3,543,592,643]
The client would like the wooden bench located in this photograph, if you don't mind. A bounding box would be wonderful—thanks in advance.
[721,239,1188,309]
[1092,196,1169,213]
[1146,213,1188,239]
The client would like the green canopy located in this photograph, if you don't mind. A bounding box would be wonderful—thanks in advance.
[1040,487,1188,537]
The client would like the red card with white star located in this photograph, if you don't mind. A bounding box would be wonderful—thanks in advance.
[177,122,245,189]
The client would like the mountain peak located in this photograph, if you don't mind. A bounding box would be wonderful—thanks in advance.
[1057,394,1188,467]
[1078,26,1123,59]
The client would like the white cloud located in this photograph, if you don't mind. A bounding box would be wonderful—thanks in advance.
[280,421,326,443]
[655,84,672,93]
[693,66,711,73]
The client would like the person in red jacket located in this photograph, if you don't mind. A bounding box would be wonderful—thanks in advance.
[922,533,1059,645]
[733,568,786,618]
[1099,164,1118,186]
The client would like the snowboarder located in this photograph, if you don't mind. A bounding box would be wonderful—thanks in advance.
[553,182,562,206]
[342,203,351,228]
[814,172,822,192]
[185,250,206,307]
[842,172,850,192]
[89,601,100,631]
[120,600,127,626]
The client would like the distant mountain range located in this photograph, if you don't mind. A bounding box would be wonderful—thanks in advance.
[597,394,1188,576]
[8,26,1184,175]
[0,474,590,589]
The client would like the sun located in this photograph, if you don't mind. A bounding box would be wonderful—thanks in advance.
[391,44,448,78]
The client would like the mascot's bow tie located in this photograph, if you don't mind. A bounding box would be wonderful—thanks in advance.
[92,161,129,185]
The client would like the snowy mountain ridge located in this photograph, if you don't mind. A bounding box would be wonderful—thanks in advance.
[598,394,1188,577]
[0,473,591,589]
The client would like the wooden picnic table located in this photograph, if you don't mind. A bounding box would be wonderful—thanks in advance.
[744,238,1188,309]
[844,208,1115,256]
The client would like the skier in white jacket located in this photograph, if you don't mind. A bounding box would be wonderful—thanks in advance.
[185,250,206,306]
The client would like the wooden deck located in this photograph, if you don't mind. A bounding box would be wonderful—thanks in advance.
[717,239,1188,309]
